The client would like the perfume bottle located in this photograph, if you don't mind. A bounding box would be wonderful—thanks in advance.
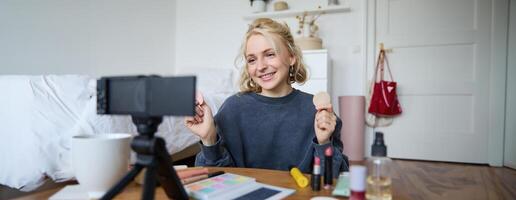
[366,132,392,200]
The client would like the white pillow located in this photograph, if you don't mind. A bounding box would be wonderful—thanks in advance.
[0,75,93,191]
[30,75,94,186]
[0,76,46,190]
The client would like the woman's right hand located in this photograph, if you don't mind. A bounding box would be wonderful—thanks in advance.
[184,101,217,145]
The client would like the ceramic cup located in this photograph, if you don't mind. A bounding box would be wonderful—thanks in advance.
[251,0,266,13]
[72,133,132,199]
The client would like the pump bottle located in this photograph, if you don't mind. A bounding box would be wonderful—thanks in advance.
[366,132,392,200]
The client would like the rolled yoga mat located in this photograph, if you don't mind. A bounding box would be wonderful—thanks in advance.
[338,96,365,161]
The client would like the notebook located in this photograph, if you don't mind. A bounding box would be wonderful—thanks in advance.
[184,173,295,200]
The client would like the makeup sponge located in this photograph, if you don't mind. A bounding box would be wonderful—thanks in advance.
[313,92,331,110]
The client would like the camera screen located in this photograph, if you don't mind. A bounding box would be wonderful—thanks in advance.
[108,78,147,114]
[98,76,196,117]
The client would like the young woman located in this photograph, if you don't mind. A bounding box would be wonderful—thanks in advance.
[185,18,348,176]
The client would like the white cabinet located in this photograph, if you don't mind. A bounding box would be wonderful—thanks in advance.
[294,49,331,96]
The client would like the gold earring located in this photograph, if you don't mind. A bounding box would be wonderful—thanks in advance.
[289,66,295,82]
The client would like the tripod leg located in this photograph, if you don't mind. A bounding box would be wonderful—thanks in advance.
[142,161,157,200]
[154,138,189,200]
[101,164,144,200]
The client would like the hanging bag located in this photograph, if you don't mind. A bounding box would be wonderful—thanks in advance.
[365,79,393,127]
[368,49,402,117]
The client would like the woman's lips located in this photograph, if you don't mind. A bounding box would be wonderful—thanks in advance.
[259,72,276,81]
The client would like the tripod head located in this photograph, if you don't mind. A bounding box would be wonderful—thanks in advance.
[132,116,162,137]
[97,76,195,200]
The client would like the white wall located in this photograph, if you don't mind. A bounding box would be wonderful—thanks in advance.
[175,0,366,103]
[0,0,176,76]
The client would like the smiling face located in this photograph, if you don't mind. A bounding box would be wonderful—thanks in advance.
[245,34,295,97]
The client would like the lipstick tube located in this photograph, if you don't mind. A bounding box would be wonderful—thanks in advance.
[311,156,321,191]
[324,146,333,189]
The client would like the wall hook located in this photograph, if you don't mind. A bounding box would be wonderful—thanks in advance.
[379,43,393,53]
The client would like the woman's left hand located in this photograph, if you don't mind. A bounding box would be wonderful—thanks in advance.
[314,105,337,145]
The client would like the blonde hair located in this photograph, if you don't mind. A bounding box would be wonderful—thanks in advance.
[236,18,307,93]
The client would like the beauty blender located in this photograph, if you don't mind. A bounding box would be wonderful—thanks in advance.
[313,92,331,111]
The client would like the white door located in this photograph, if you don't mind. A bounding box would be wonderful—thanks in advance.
[505,0,516,169]
[369,0,496,163]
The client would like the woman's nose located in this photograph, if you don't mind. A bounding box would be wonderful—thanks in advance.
[256,58,267,71]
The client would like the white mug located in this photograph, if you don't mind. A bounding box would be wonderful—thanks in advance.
[72,133,132,199]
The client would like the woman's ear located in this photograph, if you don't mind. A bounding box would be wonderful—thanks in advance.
[289,55,296,67]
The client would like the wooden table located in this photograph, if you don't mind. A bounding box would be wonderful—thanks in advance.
[16,167,351,200]
[15,159,516,200]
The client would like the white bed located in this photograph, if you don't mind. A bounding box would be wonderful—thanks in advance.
[0,68,236,191]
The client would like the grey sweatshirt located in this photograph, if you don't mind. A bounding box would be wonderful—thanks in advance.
[195,89,349,177]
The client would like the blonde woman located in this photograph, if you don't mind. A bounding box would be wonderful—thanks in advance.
[185,18,348,176]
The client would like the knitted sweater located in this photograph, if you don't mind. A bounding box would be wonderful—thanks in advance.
[195,89,349,176]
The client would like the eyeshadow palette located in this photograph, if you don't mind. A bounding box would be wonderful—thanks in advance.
[184,173,294,200]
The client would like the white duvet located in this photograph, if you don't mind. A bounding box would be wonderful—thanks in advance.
[0,74,233,191]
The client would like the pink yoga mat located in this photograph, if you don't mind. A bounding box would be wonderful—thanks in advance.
[338,96,365,161]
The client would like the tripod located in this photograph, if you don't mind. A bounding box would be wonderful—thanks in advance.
[101,116,189,200]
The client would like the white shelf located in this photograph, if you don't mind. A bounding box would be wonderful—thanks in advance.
[243,5,350,20]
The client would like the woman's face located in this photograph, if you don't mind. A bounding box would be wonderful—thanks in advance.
[245,34,295,97]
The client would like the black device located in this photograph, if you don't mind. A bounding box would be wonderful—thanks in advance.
[97,76,195,117]
[97,75,195,200]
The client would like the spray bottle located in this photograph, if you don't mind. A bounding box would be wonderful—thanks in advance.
[366,132,392,200]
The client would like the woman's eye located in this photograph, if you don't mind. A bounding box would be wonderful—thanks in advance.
[247,58,256,64]
[266,53,275,57]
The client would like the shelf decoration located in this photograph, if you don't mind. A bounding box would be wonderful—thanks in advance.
[294,8,324,50]
[250,0,267,13]
[243,4,350,20]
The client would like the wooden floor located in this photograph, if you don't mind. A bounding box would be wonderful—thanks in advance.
[390,159,516,200]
